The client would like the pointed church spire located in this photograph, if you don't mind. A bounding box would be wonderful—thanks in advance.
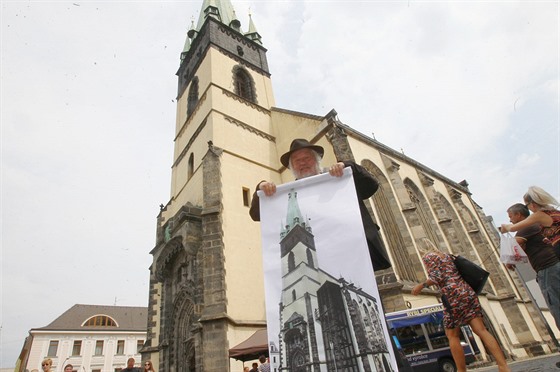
[245,11,262,45]
[230,9,241,32]
[283,191,312,237]
[187,18,197,41]
[180,18,196,61]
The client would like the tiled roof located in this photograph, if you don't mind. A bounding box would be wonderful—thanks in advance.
[32,304,147,332]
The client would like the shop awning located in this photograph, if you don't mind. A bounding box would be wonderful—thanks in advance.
[228,329,268,362]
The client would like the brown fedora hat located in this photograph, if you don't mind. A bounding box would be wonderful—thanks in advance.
[280,139,324,168]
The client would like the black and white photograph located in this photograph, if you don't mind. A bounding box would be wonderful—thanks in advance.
[258,169,397,372]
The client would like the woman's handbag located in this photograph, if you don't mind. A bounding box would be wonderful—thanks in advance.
[452,255,490,294]
[500,233,528,264]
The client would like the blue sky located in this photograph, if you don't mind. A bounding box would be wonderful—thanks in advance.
[1,0,558,368]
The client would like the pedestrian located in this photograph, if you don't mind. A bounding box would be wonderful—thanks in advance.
[63,364,73,372]
[502,203,560,330]
[122,358,141,372]
[143,360,155,372]
[412,238,510,372]
[41,359,53,372]
[249,362,259,372]
[257,355,270,372]
[501,186,560,258]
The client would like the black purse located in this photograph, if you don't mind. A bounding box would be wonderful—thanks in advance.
[452,255,489,294]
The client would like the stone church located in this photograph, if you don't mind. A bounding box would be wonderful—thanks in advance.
[141,1,557,371]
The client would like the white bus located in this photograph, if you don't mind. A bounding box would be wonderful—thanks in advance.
[385,304,480,372]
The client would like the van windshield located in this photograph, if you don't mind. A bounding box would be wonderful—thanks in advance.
[389,310,467,355]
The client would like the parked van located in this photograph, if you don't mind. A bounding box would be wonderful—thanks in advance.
[385,304,480,372]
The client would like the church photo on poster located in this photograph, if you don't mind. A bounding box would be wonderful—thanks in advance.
[258,168,397,371]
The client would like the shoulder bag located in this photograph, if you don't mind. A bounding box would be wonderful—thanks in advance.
[452,255,489,294]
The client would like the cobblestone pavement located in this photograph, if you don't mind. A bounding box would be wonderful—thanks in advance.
[471,353,560,372]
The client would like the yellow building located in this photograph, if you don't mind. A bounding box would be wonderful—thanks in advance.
[142,1,557,371]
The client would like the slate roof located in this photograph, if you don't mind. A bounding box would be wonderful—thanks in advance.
[31,304,148,332]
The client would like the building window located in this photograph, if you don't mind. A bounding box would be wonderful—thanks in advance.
[233,66,256,103]
[83,315,117,327]
[92,370,101,372]
[137,340,144,353]
[95,340,104,355]
[306,248,314,268]
[188,153,194,180]
[187,77,199,117]
[242,187,250,207]
[288,252,295,272]
[116,340,125,355]
[47,340,59,357]
[72,340,82,356]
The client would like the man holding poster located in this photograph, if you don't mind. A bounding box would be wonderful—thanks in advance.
[250,139,391,271]
[249,139,412,371]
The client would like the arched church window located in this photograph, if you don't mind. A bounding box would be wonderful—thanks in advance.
[288,251,295,272]
[188,153,194,180]
[306,248,314,268]
[187,77,199,117]
[232,66,256,103]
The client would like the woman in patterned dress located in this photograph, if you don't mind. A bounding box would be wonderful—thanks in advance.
[412,239,510,372]
[501,186,560,258]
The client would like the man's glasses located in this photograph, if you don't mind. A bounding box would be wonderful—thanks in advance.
[145,364,151,366]
[42,364,49,367]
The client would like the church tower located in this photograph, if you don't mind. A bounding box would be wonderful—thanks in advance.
[143,1,276,371]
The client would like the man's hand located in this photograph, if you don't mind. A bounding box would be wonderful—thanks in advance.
[505,264,516,271]
[328,162,345,177]
[500,224,512,233]
[258,181,277,196]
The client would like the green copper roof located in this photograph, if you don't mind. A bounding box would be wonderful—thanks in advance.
[181,0,261,58]
[281,190,312,238]
[247,12,257,34]
[245,12,262,43]
[196,0,237,30]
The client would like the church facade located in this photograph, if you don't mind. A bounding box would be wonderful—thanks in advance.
[142,1,558,371]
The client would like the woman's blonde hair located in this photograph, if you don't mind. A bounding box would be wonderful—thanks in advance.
[42,359,52,366]
[417,238,441,257]
[524,186,559,209]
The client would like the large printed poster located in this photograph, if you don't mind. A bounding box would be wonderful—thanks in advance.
[258,168,397,372]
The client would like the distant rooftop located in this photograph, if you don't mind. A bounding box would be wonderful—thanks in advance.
[32,304,147,332]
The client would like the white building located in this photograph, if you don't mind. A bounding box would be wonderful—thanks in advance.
[17,304,147,372]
